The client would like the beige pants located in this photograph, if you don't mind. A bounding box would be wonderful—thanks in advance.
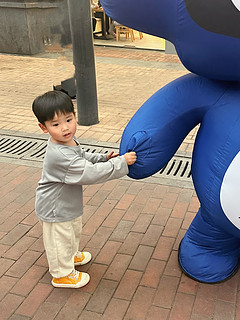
[42,216,82,278]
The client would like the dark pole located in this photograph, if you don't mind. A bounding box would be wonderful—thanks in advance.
[68,0,99,125]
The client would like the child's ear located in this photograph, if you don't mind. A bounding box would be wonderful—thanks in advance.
[38,123,48,134]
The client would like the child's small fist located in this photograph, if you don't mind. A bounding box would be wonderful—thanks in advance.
[124,152,137,165]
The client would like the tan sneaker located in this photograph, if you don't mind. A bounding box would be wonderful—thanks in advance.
[52,269,90,288]
[74,251,92,266]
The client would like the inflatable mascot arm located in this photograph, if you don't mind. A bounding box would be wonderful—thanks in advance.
[101,0,240,283]
[118,74,231,180]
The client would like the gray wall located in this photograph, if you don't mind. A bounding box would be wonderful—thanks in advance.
[165,40,177,54]
[0,0,71,54]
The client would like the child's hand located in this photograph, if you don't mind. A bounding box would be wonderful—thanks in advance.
[107,151,119,160]
[124,152,137,165]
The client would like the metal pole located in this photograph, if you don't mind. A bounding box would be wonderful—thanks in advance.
[68,0,99,125]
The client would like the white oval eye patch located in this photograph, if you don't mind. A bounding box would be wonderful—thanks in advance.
[220,151,240,229]
[231,0,240,11]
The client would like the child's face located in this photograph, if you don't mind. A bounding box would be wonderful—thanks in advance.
[39,112,77,146]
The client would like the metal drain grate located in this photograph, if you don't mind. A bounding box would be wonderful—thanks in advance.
[157,157,191,180]
[0,136,46,161]
[0,133,192,186]
[0,134,118,162]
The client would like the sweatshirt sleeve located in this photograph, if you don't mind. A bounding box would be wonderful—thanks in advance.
[65,155,128,185]
[82,149,108,163]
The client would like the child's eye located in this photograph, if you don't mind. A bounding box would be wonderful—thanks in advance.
[67,118,72,122]
[53,123,59,127]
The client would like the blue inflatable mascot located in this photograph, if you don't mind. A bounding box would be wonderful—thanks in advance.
[100,0,240,283]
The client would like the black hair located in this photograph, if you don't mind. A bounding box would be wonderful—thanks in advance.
[32,90,75,125]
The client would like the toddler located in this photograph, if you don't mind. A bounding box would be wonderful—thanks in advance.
[32,90,137,288]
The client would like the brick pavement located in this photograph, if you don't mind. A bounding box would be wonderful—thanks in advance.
[0,46,196,153]
[0,46,239,319]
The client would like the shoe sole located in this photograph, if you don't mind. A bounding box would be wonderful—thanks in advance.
[74,254,92,266]
[52,273,90,288]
